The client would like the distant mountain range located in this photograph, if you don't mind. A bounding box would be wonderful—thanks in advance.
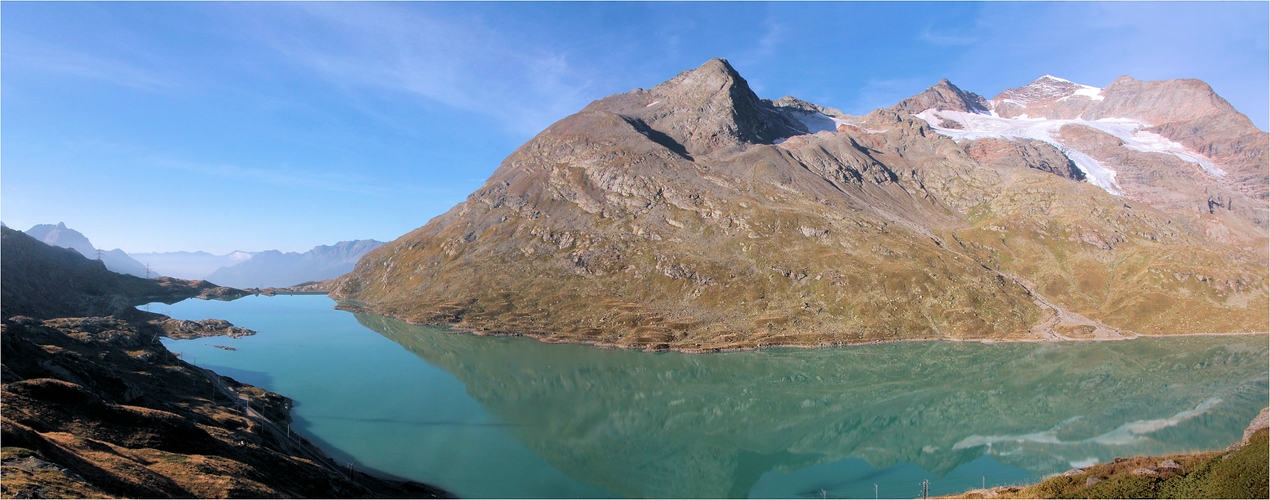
[202,240,384,289]
[24,222,150,278]
[332,58,1267,350]
[17,222,383,289]
[128,250,257,280]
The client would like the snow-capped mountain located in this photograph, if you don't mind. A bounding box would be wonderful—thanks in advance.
[902,76,1266,230]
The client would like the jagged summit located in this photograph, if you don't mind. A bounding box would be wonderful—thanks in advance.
[582,58,809,156]
[892,79,990,115]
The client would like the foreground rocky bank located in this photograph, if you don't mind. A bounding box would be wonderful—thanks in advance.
[0,316,446,498]
[949,408,1269,499]
[0,227,449,498]
[334,58,1267,351]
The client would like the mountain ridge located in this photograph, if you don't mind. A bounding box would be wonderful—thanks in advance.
[204,239,384,289]
[332,61,1268,351]
[25,223,151,278]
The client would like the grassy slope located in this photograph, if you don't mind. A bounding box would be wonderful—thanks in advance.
[956,428,1268,499]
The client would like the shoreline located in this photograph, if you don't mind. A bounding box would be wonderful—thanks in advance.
[330,302,1268,354]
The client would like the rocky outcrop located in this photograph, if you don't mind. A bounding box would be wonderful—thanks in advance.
[963,137,1085,181]
[893,79,990,115]
[153,318,256,340]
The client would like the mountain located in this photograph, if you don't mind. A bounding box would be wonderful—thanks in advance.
[205,240,385,289]
[0,227,245,320]
[893,78,990,115]
[332,59,1267,350]
[910,76,1268,233]
[129,250,257,280]
[24,222,151,278]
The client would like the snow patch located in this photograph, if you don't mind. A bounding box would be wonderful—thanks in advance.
[915,109,1123,194]
[916,108,1231,193]
[1071,86,1105,101]
[790,112,851,134]
[646,100,660,107]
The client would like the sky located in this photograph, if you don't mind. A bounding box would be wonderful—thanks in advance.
[3,2,1267,254]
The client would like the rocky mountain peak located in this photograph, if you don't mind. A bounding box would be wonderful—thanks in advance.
[584,58,806,156]
[893,79,990,115]
[25,222,96,258]
[1086,76,1245,126]
[990,75,1104,119]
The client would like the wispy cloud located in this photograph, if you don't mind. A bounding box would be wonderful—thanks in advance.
[919,27,978,46]
[241,4,599,137]
[150,157,392,196]
[3,47,176,91]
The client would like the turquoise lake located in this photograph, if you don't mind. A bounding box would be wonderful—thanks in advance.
[151,295,1269,499]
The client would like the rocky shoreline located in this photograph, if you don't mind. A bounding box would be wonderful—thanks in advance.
[1,226,450,498]
[1,315,449,498]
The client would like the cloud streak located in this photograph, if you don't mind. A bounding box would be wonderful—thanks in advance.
[3,47,176,91]
[150,157,393,196]
[242,4,600,137]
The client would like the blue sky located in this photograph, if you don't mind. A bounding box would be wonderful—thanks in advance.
[3,2,1267,254]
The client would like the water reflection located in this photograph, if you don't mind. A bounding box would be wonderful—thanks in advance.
[356,313,1267,499]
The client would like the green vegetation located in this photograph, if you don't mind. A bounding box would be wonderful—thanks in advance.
[964,429,1268,499]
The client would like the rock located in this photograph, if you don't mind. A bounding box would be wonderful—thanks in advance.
[893,79,991,115]
[1157,459,1182,471]
[153,318,255,340]
[1131,467,1159,476]
[1063,468,1085,476]
[1085,477,1103,487]
[1230,407,1269,450]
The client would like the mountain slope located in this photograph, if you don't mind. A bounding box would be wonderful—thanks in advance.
[25,223,151,278]
[333,60,1268,349]
[0,227,244,320]
[204,240,384,289]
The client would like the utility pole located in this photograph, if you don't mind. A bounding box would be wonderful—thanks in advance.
[96,248,102,261]
[145,263,152,279]
[874,484,878,499]
[921,479,929,500]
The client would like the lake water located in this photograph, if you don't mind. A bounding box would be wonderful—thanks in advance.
[151,295,1268,499]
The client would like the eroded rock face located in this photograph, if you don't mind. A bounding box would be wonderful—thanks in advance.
[893,79,990,115]
[333,61,1269,349]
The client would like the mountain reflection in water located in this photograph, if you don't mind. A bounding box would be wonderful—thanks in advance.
[355,313,1268,499]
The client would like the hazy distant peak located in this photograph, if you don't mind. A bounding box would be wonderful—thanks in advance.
[25,222,97,258]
